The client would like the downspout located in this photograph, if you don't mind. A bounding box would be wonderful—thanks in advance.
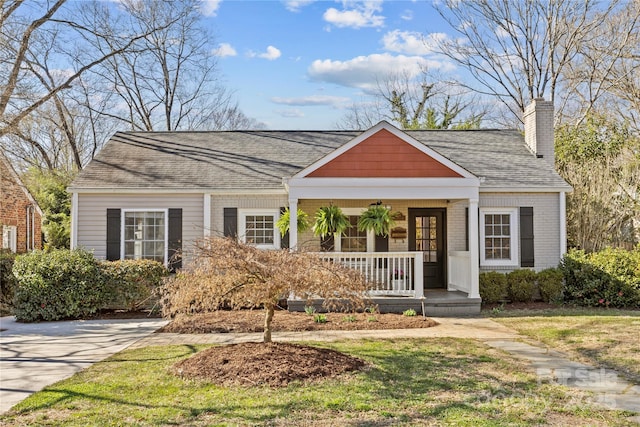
[25,205,31,251]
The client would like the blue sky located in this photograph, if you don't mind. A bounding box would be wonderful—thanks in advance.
[201,1,458,129]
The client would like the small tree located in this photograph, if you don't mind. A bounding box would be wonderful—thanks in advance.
[161,237,370,342]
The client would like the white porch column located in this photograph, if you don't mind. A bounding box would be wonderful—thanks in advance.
[288,198,298,250]
[559,191,567,256]
[70,192,78,249]
[203,193,211,238]
[468,198,480,299]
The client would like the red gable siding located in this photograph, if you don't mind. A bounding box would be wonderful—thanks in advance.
[307,128,463,178]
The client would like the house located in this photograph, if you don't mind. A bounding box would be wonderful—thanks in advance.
[69,98,571,314]
[0,153,43,253]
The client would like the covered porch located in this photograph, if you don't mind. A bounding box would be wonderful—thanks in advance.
[282,122,483,314]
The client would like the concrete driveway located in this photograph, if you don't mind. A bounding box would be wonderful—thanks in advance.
[0,316,167,414]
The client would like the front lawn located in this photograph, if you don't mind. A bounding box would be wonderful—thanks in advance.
[1,338,636,426]
[491,308,640,383]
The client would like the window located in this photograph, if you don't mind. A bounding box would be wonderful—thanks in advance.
[122,210,167,263]
[340,215,367,252]
[480,208,518,266]
[239,210,280,249]
[2,225,17,252]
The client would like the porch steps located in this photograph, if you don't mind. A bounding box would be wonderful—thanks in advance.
[287,291,481,317]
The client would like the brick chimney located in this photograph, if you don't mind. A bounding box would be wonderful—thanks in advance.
[523,98,554,165]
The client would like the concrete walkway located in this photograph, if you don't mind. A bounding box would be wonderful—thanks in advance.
[0,316,167,414]
[1,315,638,419]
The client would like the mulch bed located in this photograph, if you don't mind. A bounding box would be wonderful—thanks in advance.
[159,309,438,334]
[172,342,366,387]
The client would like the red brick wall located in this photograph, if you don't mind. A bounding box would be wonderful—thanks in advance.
[307,128,463,178]
[0,159,42,252]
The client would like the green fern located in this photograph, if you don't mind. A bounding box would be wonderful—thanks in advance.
[357,205,395,237]
[276,208,310,237]
[312,205,350,238]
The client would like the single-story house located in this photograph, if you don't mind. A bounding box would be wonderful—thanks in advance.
[69,98,571,314]
[0,152,43,253]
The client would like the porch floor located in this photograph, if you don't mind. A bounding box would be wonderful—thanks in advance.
[287,290,482,317]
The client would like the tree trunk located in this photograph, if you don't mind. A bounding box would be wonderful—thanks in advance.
[263,303,275,343]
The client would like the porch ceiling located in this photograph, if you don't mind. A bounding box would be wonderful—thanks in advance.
[285,177,480,200]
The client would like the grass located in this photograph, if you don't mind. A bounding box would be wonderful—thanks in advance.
[489,307,640,384]
[1,338,636,426]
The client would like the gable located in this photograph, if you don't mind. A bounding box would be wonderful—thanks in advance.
[306,128,464,178]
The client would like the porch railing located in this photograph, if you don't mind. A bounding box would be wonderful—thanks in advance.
[317,252,424,298]
[448,251,470,294]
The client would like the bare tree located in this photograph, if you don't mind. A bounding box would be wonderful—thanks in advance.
[434,0,629,124]
[339,71,485,130]
[0,0,178,139]
[82,0,238,132]
[161,237,370,343]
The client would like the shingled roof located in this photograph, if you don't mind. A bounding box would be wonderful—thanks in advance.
[70,127,570,192]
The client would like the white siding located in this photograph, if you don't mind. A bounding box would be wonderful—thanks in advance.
[479,192,561,271]
[76,193,204,263]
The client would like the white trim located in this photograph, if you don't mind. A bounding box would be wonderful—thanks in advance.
[120,209,169,265]
[2,225,17,253]
[70,192,78,249]
[238,208,281,250]
[293,121,476,179]
[336,207,370,252]
[559,191,567,256]
[68,187,286,195]
[203,194,211,238]
[288,199,298,250]
[480,186,572,193]
[468,199,480,299]
[479,207,519,267]
[287,177,480,200]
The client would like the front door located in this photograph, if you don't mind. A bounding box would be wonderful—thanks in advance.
[408,208,446,289]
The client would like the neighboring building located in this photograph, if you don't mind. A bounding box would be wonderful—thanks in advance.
[69,98,571,314]
[0,153,43,253]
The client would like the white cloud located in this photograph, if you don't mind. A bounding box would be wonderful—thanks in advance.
[382,30,448,55]
[200,0,222,17]
[276,109,305,118]
[283,0,315,12]
[271,95,350,107]
[401,9,413,21]
[247,46,282,60]
[308,53,454,92]
[213,43,237,57]
[323,1,385,29]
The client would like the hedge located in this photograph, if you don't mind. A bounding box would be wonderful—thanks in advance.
[479,271,508,303]
[560,247,640,308]
[12,249,103,322]
[0,250,17,312]
[100,259,168,310]
[12,250,170,322]
[506,269,537,302]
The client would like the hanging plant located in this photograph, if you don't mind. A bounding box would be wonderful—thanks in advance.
[357,205,395,237]
[312,205,350,238]
[276,208,310,237]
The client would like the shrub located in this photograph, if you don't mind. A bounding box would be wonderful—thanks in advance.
[403,308,417,317]
[560,248,640,308]
[100,259,168,311]
[479,271,507,303]
[537,268,564,303]
[0,250,17,313]
[506,269,537,302]
[12,249,103,322]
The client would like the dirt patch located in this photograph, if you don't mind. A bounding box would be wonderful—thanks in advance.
[159,309,437,334]
[172,342,366,387]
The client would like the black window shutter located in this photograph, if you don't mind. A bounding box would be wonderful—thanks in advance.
[280,207,289,249]
[465,207,469,251]
[106,209,121,261]
[375,234,389,252]
[168,208,182,271]
[320,235,334,251]
[223,207,238,237]
[520,207,534,267]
